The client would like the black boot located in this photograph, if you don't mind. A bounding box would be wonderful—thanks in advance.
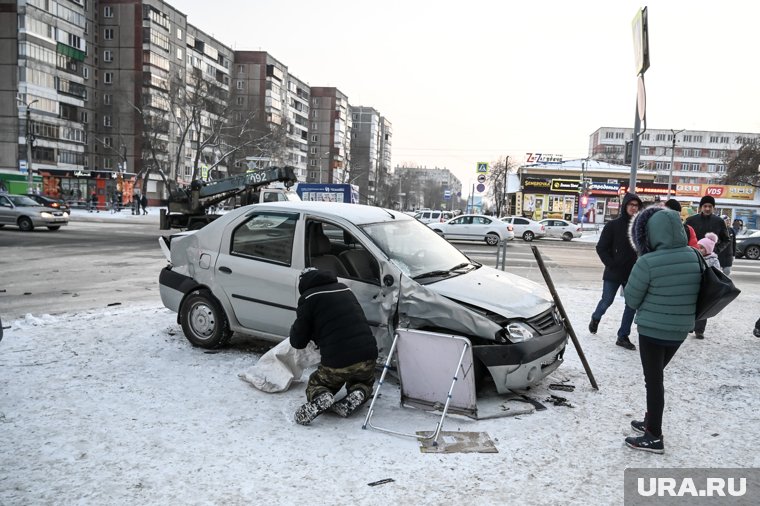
[625,431,664,454]
[616,336,636,350]
[330,390,367,418]
[588,318,600,334]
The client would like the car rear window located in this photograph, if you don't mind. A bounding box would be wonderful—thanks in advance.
[231,212,297,265]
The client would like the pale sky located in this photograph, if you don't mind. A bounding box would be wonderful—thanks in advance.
[179,0,760,187]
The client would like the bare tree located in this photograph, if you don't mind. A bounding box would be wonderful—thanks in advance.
[723,136,760,188]
[486,157,517,217]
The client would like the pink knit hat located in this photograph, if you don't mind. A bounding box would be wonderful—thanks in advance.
[698,232,718,255]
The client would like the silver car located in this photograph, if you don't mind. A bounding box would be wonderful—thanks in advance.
[428,214,514,245]
[158,202,568,392]
[539,219,583,241]
[0,194,69,231]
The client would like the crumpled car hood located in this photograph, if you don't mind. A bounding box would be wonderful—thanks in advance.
[426,265,553,319]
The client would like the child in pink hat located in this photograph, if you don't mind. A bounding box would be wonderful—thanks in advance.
[697,232,721,269]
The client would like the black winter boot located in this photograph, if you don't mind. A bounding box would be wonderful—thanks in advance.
[625,431,664,454]
[616,336,636,350]
[330,390,367,418]
[588,318,600,334]
[294,392,334,425]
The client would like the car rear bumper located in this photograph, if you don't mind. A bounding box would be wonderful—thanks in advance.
[473,329,568,392]
[159,267,197,313]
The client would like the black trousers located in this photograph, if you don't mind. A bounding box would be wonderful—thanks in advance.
[638,336,683,437]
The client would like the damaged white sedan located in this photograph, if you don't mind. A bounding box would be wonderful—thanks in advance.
[158,202,568,392]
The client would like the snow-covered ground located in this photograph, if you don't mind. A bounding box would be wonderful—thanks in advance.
[2,282,759,505]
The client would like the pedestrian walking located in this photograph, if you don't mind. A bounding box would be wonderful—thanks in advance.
[140,193,148,215]
[588,192,643,350]
[754,317,760,338]
[684,195,731,339]
[718,215,736,275]
[89,191,99,213]
[624,207,702,454]
[132,192,140,215]
[289,268,378,425]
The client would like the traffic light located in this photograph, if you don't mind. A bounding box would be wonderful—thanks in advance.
[624,140,633,164]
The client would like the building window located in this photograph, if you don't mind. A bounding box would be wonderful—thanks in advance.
[720,136,729,143]
[655,133,665,141]
[81,111,88,123]
[310,147,317,154]
[104,137,113,147]
[83,67,89,79]
[176,48,182,60]
[104,6,113,17]
[104,72,113,84]
[235,96,244,105]
[310,134,318,142]
[104,115,112,127]
[311,122,317,129]
[710,136,719,143]
[103,50,113,62]
[236,80,243,90]
[104,94,112,105]
[237,64,244,73]
[104,28,114,40]
[683,135,692,142]
[312,98,319,106]
[694,135,703,142]
[177,28,182,39]
[717,164,726,173]
[309,159,316,166]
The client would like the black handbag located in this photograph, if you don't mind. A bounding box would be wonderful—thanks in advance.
[693,249,741,320]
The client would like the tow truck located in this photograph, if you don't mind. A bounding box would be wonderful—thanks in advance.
[159,165,299,230]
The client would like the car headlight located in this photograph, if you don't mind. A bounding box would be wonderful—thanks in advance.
[506,322,535,342]
[62,212,69,218]
[40,212,53,218]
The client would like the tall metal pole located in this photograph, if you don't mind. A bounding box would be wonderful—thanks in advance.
[503,155,509,216]
[666,128,684,198]
[629,104,641,193]
[25,105,34,193]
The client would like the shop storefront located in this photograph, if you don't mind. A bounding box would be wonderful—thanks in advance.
[38,169,137,209]
[517,177,579,222]
[674,183,759,228]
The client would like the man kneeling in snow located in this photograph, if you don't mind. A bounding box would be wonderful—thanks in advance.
[290,268,378,425]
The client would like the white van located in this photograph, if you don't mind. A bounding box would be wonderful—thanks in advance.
[414,209,453,224]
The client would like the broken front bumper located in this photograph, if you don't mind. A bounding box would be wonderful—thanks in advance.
[473,328,568,393]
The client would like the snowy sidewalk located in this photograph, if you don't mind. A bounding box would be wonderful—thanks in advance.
[69,207,160,225]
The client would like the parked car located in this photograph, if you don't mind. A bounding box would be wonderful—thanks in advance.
[538,218,582,241]
[499,216,546,241]
[735,234,760,260]
[26,193,70,213]
[0,194,69,231]
[414,209,454,224]
[158,202,568,392]
[428,214,514,245]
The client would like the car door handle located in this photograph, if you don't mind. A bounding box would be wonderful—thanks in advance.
[218,266,232,274]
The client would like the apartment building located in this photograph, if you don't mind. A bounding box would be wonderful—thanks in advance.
[308,87,351,184]
[0,0,89,196]
[589,126,760,186]
[392,165,462,211]
[230,51,309,180]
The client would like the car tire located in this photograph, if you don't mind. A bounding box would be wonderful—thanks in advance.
[18,217,34,232]
[47,226,61,231]
[0,224,4,228]
[180,290,232,349]
[522,231,534,242]
[485,233,500,246]
[562,232,573,241]
[745,245,760,260]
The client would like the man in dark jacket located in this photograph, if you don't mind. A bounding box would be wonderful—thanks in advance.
[718,215,736,275]
[589,192,642,350]
[684,195,731,339]
[290,268,378,425]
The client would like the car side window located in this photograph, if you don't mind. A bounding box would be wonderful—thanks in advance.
[450,217,464,225]
[515,218,529,225]
[231,212,297,265]
[306,220,379,284]
[0,196,11,207]
[474,217,490,225]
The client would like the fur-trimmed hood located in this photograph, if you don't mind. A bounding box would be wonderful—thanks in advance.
[629,207,687,255]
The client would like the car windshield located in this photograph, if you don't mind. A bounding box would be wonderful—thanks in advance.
[9,195,41,207]
[361,219,471,279]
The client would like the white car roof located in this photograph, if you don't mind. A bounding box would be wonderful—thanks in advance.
[222,201,412,226]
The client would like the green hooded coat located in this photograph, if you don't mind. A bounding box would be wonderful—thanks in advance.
[625,209,702,341]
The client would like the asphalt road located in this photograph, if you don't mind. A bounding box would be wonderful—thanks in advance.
[1,220,758,320]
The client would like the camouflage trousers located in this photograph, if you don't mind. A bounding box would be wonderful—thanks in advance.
[305,360,376,402]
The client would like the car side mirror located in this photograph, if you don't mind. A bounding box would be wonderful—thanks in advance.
[383,274,395,287]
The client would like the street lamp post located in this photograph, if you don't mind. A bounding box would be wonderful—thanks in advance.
[17,98,39,193]
[317,151,330,183]
[667,128,684,198]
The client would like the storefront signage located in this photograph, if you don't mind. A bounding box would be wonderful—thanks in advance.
[526,153,563,163]
[523,178,551,192]
[589,182,620,195]
[619,182,671,195]
[550,179,580,193]
[676,184,755,200]
[74,170,91,177]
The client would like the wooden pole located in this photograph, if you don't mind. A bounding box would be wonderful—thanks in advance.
[531,245,598,390]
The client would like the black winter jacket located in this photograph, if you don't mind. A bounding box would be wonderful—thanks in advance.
[595,192,643,284]
[289,270,378,368]
[717,227,736,268]
[684,213,731,260]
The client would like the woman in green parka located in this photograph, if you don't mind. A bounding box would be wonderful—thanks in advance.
[623,206,702,454]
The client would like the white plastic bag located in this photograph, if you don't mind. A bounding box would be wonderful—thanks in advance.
[239,340,320,393]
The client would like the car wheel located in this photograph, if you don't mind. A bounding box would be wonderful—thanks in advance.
[745,245,760,260]
[433,229,444,236]
[522,231,534,242]
[180,290,232,349]
[47,226,61,231]
[0,224,4,228]
[18,217,34,232]
[485,233,500,246]
[562,232,573,241]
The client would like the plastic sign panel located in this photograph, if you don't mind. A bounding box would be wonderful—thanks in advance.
[476,162,489,173]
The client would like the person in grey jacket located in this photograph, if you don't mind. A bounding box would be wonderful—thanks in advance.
[623,207,701,453]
